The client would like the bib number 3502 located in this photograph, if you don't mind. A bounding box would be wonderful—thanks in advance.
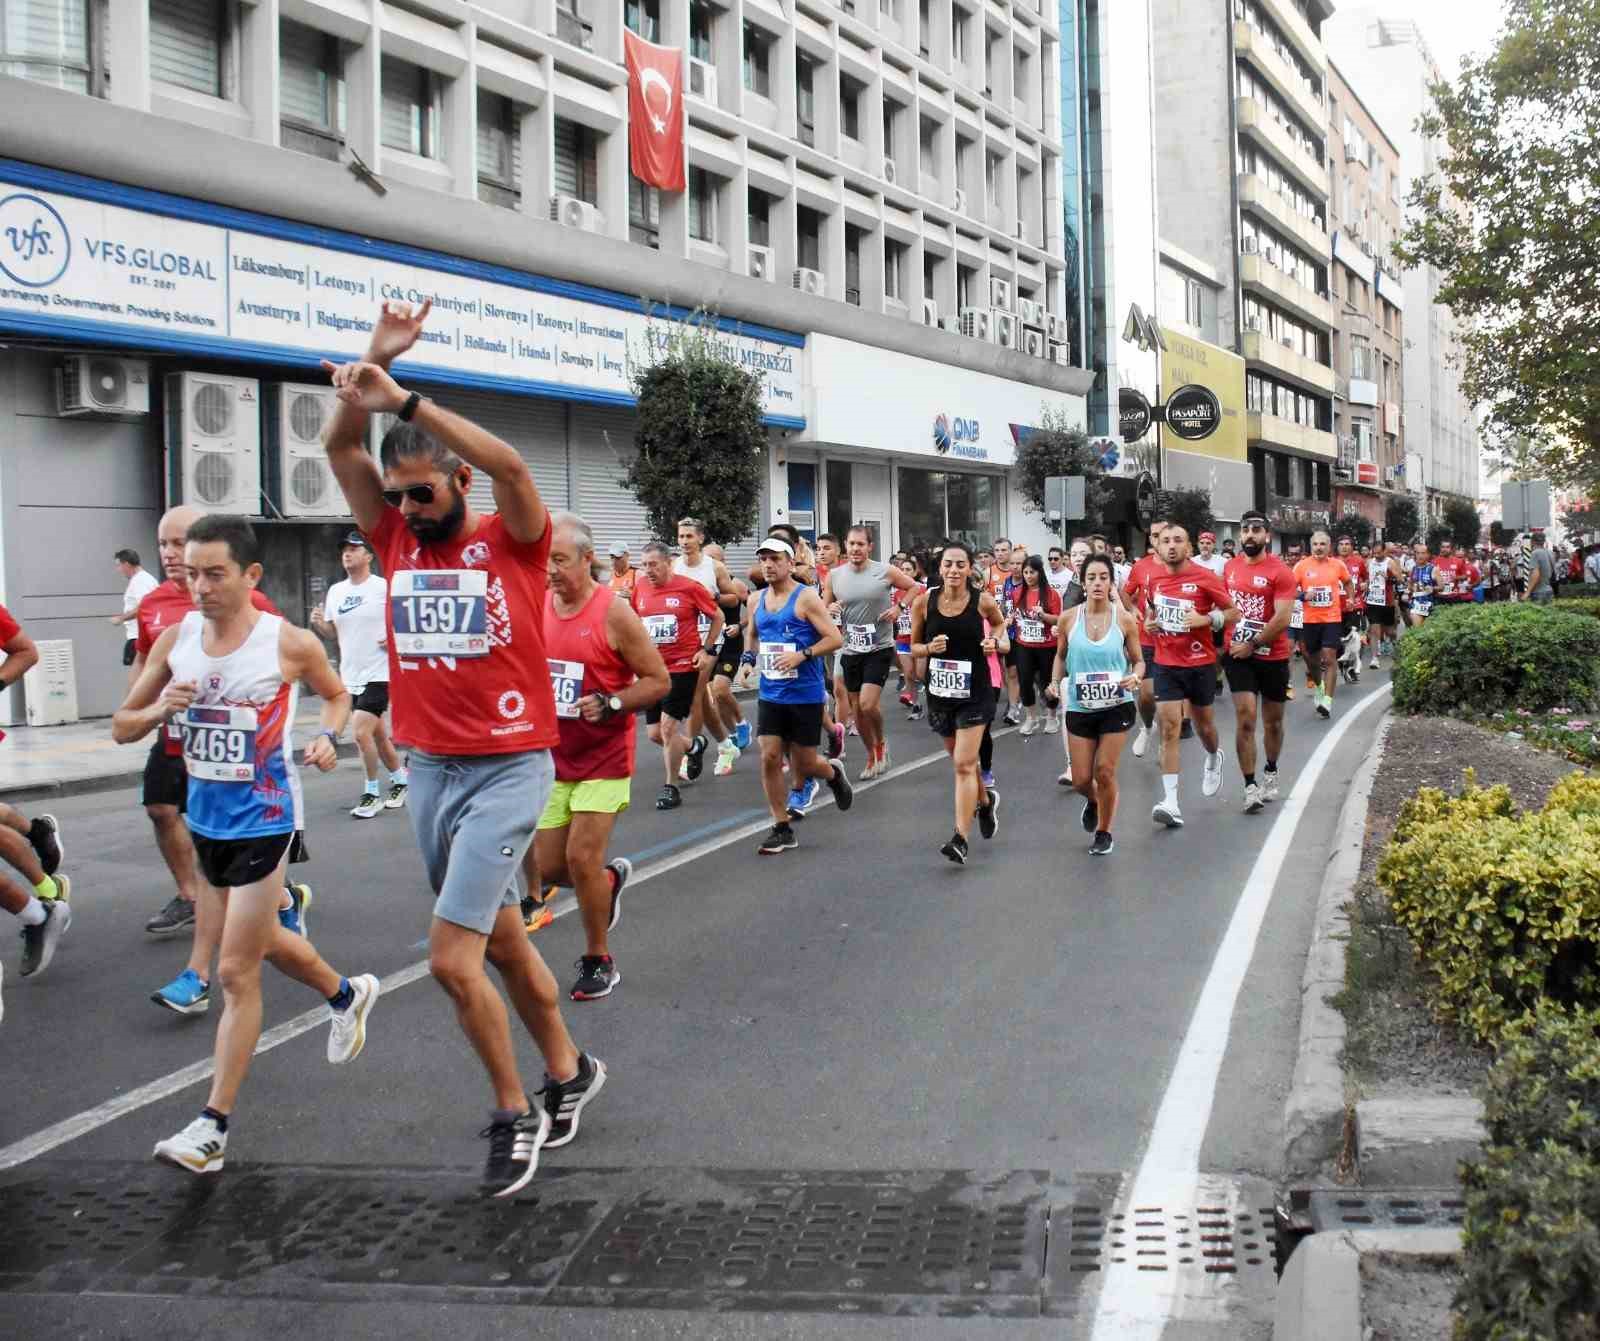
[390,570,489,657]
[180,705,257,783]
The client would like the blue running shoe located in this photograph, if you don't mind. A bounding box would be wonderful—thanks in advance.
[279,883,313,938]
[734,720,752,750]
[151,968,210,1015]
[980,769,996,790]
[785,784,806,819]
[790,777,820,818]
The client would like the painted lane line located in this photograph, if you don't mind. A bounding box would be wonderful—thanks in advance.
[0,731,1004,1173]
[1088,682,1392,1337]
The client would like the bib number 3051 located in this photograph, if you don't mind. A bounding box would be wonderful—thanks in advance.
[180,705,257,782]
[390,570,489,657]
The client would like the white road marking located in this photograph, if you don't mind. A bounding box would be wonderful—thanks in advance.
[1088,682,1392,1336]
[0,730,1006,1172]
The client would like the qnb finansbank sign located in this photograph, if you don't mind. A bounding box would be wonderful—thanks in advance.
[0,160,804,426]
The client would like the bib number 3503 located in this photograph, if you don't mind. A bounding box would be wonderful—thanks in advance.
[928,657,973,699]
[390,570,489,657]
[180,705,257,783]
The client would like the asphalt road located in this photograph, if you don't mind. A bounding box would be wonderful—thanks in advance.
[0,677,1390,1338]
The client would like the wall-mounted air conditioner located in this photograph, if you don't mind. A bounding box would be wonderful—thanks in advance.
[1022,328,1045,358]
[164,373,262,516]
[1382,466,1397,485]
[58,355,150,417]
[994,311,1017,348]
[689,58,717,103]
[1049,341,1070,366]
[1017,297,1042,328]
[920,298,939,325]
[938,315,961,333]
[959,307,992,340]
[550,194,604,231]
[1241,236,1259,254]
[953,187,968,212]
[1246,315,1263,331]
[263,383,350,519]
[748,244,775,281]
[883,157,897,185]
[989,276,1011,309]
[792,267,825,295]
[1344,141,1361,163]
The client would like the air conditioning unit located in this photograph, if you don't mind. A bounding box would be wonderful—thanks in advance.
[994,311,1017,348]
[748,244,775,281]
[1241,236,1259,254]
[550,194,604,231]
[1022,328,1046,358]
[23,639,77,726]
[57,355,150,416]
[953,187,968,213]
[263,383,350,519]
[1049,341,1070,365]
[959,306,993,340]
[792,267,825,295]
[883,157,897,185]
[938,315,961,333]
[920,298,939,325]
[1246,315,1263,331]
[1017,297,1042,328]
[164,373,262,516]
[789,508,816,530]
[1383,465,1397,485]
[689,57,717,103]
[989,276,1011,309]
[1359,239,1375,257]
[1344,141,1361,163]
[555,5,594,51]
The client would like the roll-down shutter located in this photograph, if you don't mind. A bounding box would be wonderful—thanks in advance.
[423,390,568,515]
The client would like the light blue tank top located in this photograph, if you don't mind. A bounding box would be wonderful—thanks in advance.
[754,583,826,704]
[1065,605,1133,713]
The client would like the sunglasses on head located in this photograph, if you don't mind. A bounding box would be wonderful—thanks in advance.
[381,483,440,507]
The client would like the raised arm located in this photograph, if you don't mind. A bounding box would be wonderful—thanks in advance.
[112,625,184,745]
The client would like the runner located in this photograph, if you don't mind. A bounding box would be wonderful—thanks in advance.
[1293,531,1355,720]
[1046,545,1073,600]
[321,302,605,1197]
[1144,523,1238,828]
[824,525,916,779]
[1223,511,1297,813]
[672,518,741,781]
[113,514,378,1175]
[1193,531,1226,577]
[892,555,926,718]
[1012,554,1063,736]
[1336,534,1369,671]
[1051,554,1142,854]
[812,533,849,756]
[606,543,636,597]
[1119,525,1166,759]
[1432,539,1468,606]
[632,541,723,811]
[702,542,752,776]
[1364,542,1403,666]
[748,537,851,854]
[527,514,668,1001]
[909,542,1007,865]
[310,530,407,818]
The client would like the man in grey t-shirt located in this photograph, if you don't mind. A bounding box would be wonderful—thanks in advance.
[824,525,917,779]
[1527,532,1555,604]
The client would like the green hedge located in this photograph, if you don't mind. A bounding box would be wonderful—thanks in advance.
[1551,595,1600,622]
[1392,604,1600,715]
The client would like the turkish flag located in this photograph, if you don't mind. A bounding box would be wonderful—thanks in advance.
[624,30,686,192]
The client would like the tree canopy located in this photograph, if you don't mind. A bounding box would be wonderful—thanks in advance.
[1013,411,1113,532]
[1152,487,1215,544]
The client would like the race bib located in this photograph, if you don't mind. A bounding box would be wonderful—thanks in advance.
[1232,617,1267,648]
[759,640,797,680]
[1367,567,1389,604]
[696,612,712,641]
[1289,599,1304,630]
[1412,596,1433,616]
[1018,617,1046,644]
[1073,670,1123,707]
[548,658,584,719]
[643,613,678,646]
[180,705,257,783]
[895,607,912,637]
[928,657,973,699]
[1154,595,1194,635]
[390,570,489,657]
[1306,586,1335,609]
[845,623,877,654]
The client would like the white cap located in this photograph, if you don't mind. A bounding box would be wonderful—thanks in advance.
[757,537,795,559]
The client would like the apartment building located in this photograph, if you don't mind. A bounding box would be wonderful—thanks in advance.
[0,0,1091,717]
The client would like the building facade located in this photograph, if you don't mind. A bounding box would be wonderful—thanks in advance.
[1325,58,1404,534]
[0,0,1091,720]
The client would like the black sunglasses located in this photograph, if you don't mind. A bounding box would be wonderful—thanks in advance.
[381,483,438,507]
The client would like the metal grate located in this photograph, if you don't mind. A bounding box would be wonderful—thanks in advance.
[1274,1187,1467,1274]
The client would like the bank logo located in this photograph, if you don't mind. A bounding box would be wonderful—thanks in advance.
[0,193,70,288]
[932,413,952,455]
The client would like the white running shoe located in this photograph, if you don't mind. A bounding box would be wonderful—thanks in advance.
[1044,713,1060,735]
[154,1114,226,1175]
[1369,655,1381,670]
[1262,771,1281,803]
[327,973,380,1065]
[1018,715,1039,737]
[859,756,879,781]
[1202,749,1225,798]
[713,740,739,776]
[1152,801,1184,828]
[1242,782,1264,814]
[1132,725,1149,758]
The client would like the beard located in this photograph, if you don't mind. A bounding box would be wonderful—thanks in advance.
[406,486,467,544]
[1242,539,1265,557]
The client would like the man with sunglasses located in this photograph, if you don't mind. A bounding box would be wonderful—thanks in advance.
[1223,511,1297,813]
[320,302,605,1199]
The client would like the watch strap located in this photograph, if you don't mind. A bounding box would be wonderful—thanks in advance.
[397,390,423,422]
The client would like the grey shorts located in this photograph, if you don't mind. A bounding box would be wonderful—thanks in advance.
[407,747,555,935]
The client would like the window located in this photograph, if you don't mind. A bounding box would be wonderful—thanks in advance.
[1273,454,1291,496]
[151,0,227,97]
[1350,336,1372,380]
[748,188,771,247]
[885,239,906,301]
[554,117,599,204]
[839,74,862,141]
[381,55,439,158]
[629,175,661,248]
[796,54,816,143]
[476,90,518,192]
[883,99,900,160]
[985,149,1002,207]
[688,167,719,243]
[923,254,937,301]
[919,0,930,55]
[2,0,94,93]
[919,116,937,176]
[280,20,342,158]
[955,134,973,195]
[1184,276,1204,328]
[956,263,974,310]
[844,225,862,305]
[983,26,995,92]
[743,23,770,98]
[624,0,658,41]
[952,9,968,64]
[797,205,822,272]
[689,2,714,63]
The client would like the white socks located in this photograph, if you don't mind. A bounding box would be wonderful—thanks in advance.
[17,895,46,926]
[1162,774,1180,806]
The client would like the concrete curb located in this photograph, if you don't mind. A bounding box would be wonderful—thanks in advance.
[1274,1227,1461,1341]
[1282,711,1393,1175]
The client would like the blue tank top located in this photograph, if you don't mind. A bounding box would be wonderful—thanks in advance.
[1065,605,1133,713]
[754,583,825,704]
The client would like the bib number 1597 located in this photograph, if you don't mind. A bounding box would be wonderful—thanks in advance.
[390,570,489,657]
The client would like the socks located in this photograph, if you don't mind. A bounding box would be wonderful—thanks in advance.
[327,977,354,1012]
[1162,774,1180,806]
[33,875,57,900]
[1266,761,1279,774]
[363,779,380,798]
[17,895,46,927]
[1244,773,1257,788]
[389,768,408,786]
[202,1106,229,1132]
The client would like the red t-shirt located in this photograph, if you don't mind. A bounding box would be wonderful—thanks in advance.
[1342,555,1368,610]
[631,574,719,674]
[544,584,636,782]
[1224,555,1298,662]
[1146,562,1232,667]
[1014,583,1061,647]
[1433,555,1469,599]
[0,602,19,646]
[1123,555,1162,623]
[367,508,560,756]
[135,579,278,657]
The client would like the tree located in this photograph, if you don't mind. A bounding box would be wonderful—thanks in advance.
[1427,523,1455,554]
[1391,0,1600,490]
[625,313,766,546]
[1490,520,1514,546]
[1444,495,1483,549]
[1331,512,1375,550]
[1013,409,1113,531]
[1386,495,1423,544]
[1152,486,1214,543]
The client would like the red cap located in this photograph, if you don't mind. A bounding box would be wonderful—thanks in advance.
[1198,531,1216,542]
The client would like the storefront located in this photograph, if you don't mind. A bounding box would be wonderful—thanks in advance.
[1158,326,1251,537]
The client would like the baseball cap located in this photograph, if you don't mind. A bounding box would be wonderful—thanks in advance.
[757,537,795,559]
[342,530,371,550]
[608,542,629,558]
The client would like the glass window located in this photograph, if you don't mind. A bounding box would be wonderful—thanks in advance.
[381,55,438,158]
[898,469,947,552]
[1185,277,1203,328]
[3,0,92,92]
[796,205,821,271]
[825,461,853,537]
[629,175,661,247]
[689,2,713,63]
[885,239,906,301]
[151,0,225,97]
[689,167,718,243]
[946,473,996,549]
[840,74,861,141]
[743,24,769,97]
[795,54,815,142]
[883,99,898,159]
[624,0,658,41]
[476,89,517,187]
[554,117,599,203]
[844,225,862,304]
[748,188,770,247]
[920,115,937,175]
[280,20,339,130]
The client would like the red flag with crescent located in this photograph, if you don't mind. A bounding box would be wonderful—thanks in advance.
[624,29,686,192]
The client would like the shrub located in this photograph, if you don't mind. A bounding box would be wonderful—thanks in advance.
[1481,1004,1600,1154]
[1391,603,1600,716]
[1552,595,1600,622]
[1475,707,1600,769]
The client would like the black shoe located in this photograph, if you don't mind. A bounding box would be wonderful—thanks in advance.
[826,760,854,812]
[19,882,71,979]
[684,735,708,782]
[570,955,620,1001]
[540,1052,607,1149]
[976,788,1000,840]
[1179,718,1196,740]
[28,814,62,877]
[604,858,630,932]
[144,894,195,937]
[655,784,682,811]
[907,702,925,722]
[758,823,798,855]
[1080,798,1099,834]
[939,831,970,865]
[480,1108,550,1198]
[1089,831,1115,856]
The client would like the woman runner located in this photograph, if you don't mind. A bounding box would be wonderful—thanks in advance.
[1052,554,1144,856]
[892,555,926,719]
[1013,554,1063,737]
[909,542,1009,865]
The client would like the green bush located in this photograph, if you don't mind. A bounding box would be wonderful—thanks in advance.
[1378,775,1600,1043]
[1392,604,1600,716]
[1551,595,1600,622]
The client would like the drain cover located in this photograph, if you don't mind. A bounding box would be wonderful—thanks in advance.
[1274,1188,1467,1273]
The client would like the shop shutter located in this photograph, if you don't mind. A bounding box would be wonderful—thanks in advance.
[279,20,332,128]
[423,389,568,516]
[150,0,222,96]
[554,117,579,198]
[572,407,653,559]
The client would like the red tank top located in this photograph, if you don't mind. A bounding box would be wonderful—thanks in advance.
[543,583,636,782]
[367,508,560,756]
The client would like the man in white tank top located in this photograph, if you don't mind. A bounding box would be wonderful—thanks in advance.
[113,515,381,1177]
[672,516,742,780]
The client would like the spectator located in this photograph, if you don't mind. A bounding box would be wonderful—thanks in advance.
[1585,544,1600,587]
[110,548,159,679]
[1525,531,1555,605]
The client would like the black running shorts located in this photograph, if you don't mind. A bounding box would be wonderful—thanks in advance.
[142,738,187,813]
[646,670,700,725]
[1065,702,1137,739]
[351,682,390,716]
[1153,663,1218,707]
[840,646,894,693]
[928,690,996,738]
[1367,604,1395,626]
[191,831,307,890]
[1300,623,1342,654]
[756,698,825,747]
[714,627,744,679]
[1223,655,1291,703]
[122,640,137,667]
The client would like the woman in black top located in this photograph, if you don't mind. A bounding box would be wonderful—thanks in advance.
[909,542,1010,865]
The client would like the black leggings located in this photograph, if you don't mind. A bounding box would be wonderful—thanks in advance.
[1014,645,1055,708]
[980,722,994,774]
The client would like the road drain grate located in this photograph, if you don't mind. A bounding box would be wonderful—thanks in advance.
[1048,1200,1280,1277]
[1274,1188,1467,1273]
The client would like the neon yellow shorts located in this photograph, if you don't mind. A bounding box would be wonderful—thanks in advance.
[536,777,632,829]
